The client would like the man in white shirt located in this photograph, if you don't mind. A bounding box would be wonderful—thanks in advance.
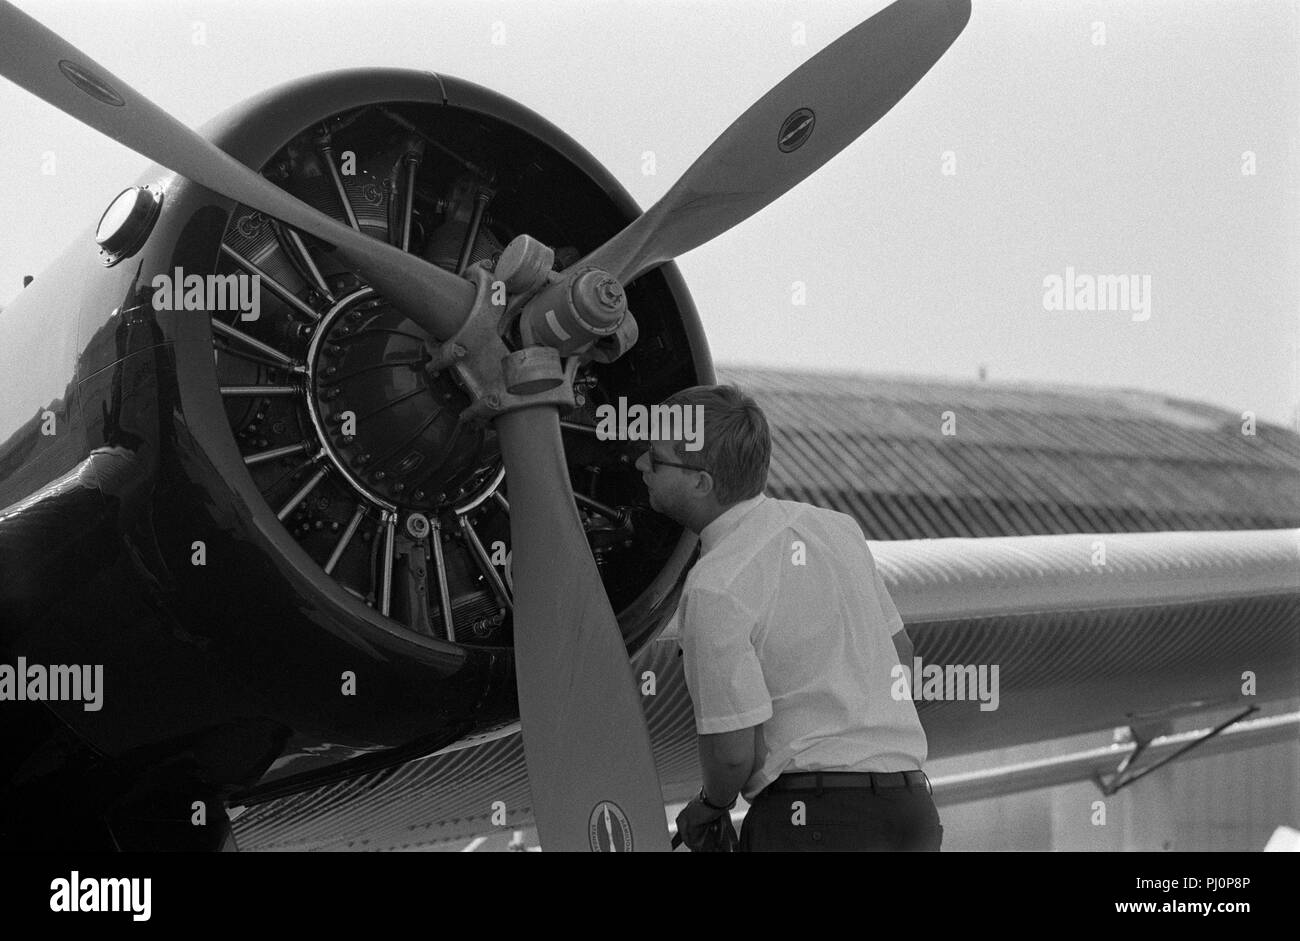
[637,384,941,852]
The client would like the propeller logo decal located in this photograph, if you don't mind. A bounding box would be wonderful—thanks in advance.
[57,60,125,107]
[778,108,815,153]
[588,801,633,852]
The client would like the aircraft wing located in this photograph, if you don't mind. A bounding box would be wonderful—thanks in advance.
[230,527,1299,850]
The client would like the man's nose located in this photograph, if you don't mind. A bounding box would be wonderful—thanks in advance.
[634,450,649,473]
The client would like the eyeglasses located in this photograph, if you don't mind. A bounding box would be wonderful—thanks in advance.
[643,447,705,474]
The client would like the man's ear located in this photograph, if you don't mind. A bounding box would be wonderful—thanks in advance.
[693,470,715,497]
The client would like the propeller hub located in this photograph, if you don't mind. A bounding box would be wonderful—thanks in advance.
[573,270,626,327]
[518,266,627,355]
[593,275,625,311]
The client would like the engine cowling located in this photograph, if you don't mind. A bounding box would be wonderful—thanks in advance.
[196,69,709,655]
[0,69,710,817]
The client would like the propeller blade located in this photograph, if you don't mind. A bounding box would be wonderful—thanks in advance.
[495,405,668,852]
[583,0,971,283]
[0,0,474,340]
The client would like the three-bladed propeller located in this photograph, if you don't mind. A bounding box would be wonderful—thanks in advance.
[0,0,969,850]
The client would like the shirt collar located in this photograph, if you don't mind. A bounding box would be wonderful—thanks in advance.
[699,493,766,556]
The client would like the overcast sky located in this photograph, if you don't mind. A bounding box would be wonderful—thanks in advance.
[1,0,1296,425]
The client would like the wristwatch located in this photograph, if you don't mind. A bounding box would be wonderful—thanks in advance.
[699,787,737,811]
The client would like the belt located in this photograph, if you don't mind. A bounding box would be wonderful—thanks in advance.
[768,770,931,794]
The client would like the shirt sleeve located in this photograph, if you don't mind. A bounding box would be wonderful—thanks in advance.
[842,512,906,638]
[869,554,906,637]
[679,586,773,735]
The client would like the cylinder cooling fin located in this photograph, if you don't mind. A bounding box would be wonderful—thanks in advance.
[208,98,703,651]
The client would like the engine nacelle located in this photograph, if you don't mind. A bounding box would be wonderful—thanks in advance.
[0,69,710,829]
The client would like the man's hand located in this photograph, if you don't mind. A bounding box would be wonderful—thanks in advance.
[675,796,738,852]
[672,726,755,850]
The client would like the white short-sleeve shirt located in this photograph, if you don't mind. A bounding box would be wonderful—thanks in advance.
[678,494,928,800]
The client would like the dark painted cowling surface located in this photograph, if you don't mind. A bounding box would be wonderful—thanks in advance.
[0,67,709,845]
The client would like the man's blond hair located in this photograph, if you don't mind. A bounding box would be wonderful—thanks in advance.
[661,384,770,505]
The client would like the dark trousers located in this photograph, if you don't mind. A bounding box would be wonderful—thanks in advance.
[738,779,943,852]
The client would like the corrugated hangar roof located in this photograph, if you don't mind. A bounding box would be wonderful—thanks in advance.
[717,366,1300,538]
